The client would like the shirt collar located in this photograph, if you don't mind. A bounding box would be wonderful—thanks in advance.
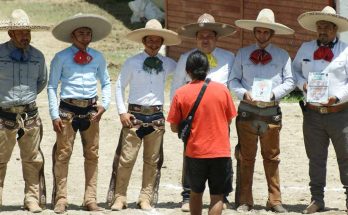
[70,45,90,53]
[7,40,31,53]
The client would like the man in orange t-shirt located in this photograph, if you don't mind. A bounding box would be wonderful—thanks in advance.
[167,50,237,215]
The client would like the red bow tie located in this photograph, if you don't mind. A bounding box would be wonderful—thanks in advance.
[250,49,272,65]
[74,50,93,65]
[313,46,333,62]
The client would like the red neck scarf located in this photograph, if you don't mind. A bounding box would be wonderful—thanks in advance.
[313,46,334,62]
[249,49,272,65]
[74,50,93,65]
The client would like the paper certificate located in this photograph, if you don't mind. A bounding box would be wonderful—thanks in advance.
[307,72,329,103]
[251,78,273,102]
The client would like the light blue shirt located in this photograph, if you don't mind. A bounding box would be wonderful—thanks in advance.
[230,43,295,101]
[293,40,348,103]
[0,41,47,107]
[48,45,111,120]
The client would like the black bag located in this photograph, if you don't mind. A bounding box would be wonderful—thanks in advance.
[178,78,210,147]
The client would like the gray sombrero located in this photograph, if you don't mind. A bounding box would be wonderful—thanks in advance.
[52,13,112,43]
[127,19,181,46]
[235,8,294,35]
[178,13,236,38]
[298,6,348,32]
[0,9,50,31]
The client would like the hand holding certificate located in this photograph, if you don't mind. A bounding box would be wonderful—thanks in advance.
[307,72,329,103]
[252,78,273,102]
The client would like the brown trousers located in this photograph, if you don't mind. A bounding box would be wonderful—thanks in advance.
[52,109,99,206]
[0,112,45,207]
[108,127,164,205]
[235,104,282,207]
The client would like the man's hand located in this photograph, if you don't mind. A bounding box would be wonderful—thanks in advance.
[52,118,64,133]
[90,105,106,123]
[243,92,253,102]
[320,96,339,106]
[120,113,135,128]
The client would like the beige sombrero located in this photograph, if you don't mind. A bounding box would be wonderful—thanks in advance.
[298,6,348,32]
[52,13,112,43]
[235,8,294,35]
[127,19,181,46]
[178,13,236,38]
[0,9,50,31]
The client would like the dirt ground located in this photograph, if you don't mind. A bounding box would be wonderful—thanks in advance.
[0,33,347,215]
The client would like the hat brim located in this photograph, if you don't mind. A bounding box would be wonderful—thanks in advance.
[178,22,236,38]
[52,14,112,43]
[0,24,50,31]
[127,28,181,46]
[235,20,294,35]
[298,12,348,32]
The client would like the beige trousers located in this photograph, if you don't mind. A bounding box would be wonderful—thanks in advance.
[114,127,164,204]
[52,116,99,206]
[0,113,45,206]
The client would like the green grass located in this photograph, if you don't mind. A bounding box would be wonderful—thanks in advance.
[281,90,304,103]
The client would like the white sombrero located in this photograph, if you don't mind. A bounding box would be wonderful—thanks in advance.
[298,6,348,32]
[178,13,236,38]
[127,19,181,46]
[0,9,50,31]
[235,8,294,35]
[52,13,112,43]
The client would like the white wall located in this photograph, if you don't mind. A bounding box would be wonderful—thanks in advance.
[337,0,348,43]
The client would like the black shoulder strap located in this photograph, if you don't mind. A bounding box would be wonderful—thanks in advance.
[186,78,211,120]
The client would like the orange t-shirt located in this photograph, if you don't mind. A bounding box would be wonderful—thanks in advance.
[167,80,237,158]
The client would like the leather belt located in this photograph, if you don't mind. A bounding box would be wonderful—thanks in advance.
[128,104,163,115]
[131,118,165,129]
[242,100,279,108]
[62,97,97,108]
[0,101,37,114]
[306,102,348,114]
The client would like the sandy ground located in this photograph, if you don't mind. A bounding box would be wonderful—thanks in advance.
[0,33,347,215]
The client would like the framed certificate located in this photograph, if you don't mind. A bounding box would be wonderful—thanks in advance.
[252,78,273,102]
[307,72,329,103]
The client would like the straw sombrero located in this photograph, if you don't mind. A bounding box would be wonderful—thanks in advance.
[298,6,348,32]
[235,8,294,35]
[52,13,111,43]
[127,19,181,46]
[178,13,236,38]
[0,9,50,31]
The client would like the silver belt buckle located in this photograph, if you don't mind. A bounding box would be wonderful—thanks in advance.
[255,101,267,108]
[319,107,328,114]
[142,122,150,127]
[73,100,88,107]
[10,106,26,113]
[141,107,152,115]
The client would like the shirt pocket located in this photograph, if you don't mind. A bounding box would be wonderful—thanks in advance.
[301,60,314,78]
[0,61,13,80]
[28,61,40,80]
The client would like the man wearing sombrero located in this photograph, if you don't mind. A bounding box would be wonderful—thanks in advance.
[0,9,48,213]
[170,13,236,212]
[230,8,295,213]
[293,6,348,214]
[47,13,112,213]
[106,19,180,211]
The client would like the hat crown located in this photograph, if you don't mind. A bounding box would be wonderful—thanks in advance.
[321,6,336,14]
[256,8,275,24]
[9,9,30,26]
[197,13,215,24]
[145,19,163,30]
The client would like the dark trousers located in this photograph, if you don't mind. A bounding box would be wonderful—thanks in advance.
[181,154,233,201]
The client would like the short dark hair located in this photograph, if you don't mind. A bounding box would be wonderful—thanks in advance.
[185,50,209,80]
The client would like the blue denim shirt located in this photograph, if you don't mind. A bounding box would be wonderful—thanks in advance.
[47,45,111,120]
[0,41,47,107]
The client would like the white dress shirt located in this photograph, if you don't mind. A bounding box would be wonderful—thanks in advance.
[169,47,234,101]
[293,39,348,103]
[115,51,176,114]
[230,43,295,101]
